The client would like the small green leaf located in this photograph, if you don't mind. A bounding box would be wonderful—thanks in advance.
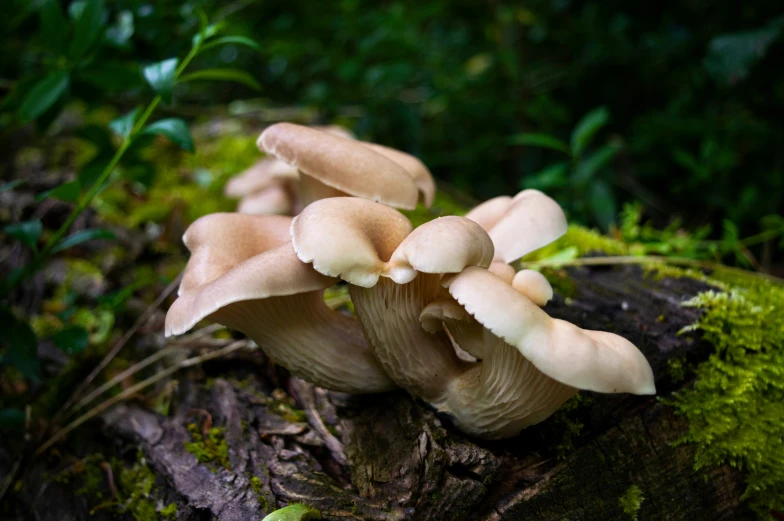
[261,504,321,521]
[0,408,26,430]
[0,180,26,193]
[0,308,40,382]
[51,326,89,354]
[143,118,194,152]
[523,162,569,190]
[37,180,82,203]
[200,36,263,54]
[3,220,43,249]
[537,246,580,265]
[39,0,69,54]
[588,181,617,231]
[573,144,618,185]
[18,71,70,123]
[143,58,179,103]
[508,133,570,155]
[69,0,107,60]
[179,68,261,90]
[192,22,225,47]
[52,228,116,253]
[109,107,140,137]
[77,124,115,153]
[571,106,609,157]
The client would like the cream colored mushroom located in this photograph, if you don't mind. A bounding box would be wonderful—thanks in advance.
[166,212,395,394]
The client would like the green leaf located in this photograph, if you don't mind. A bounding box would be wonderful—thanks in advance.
[39,0,69,54]
[588,181,617,231]
[69,0,106,60]
[143,118,194,152]
[523,162,569,190]
[0,180,26,193]
[37,180,82,203]
[0,308,40,382]
[52,228,115,253]
[109,107,140,137]
[78,156,111,189]
[77,124,115,153]
[200,36,263,54]
[192,22,225,47]
[105,9,134,47]
[261,504,322,521]
[570,106,609,157]
[18,71,70,123]
[179,68,261,90]
[143,58,179,103]
[51,326,89,354]
[537,246,580,265]
[508,133,570,155]
[0,408,26,430]
[3,220,42,249]
[573,144,618,185]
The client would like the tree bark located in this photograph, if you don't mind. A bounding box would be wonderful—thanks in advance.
[12,265,753,520]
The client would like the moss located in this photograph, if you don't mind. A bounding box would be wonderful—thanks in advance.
[550,394,590,460]
[250,476,270,511]
[618,485,644,520]
[524,224,629,263]
[160,503,178,520]
[666,357,687,383]
[115,453,158,521]
[270,389,307,422]
[184,424,232,472]
[540,267,577,299]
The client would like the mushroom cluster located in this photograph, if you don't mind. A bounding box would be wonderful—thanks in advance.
[166,123,655,440]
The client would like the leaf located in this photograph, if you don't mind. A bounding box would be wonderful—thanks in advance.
[0,180,25,193]
[0,308,40,382]
[78,156,112,189]
[18,71,70,123]
[52,228,116,253]
[179,68,261,90]
[143,118,194,152]
[537,246,580,265]
[261,504,322,521]
[192,22,225,47]
[3,220,42,249]
[109,107,140,137]
[77,124,115,153]
[573,144,618,184]
[588,181,617,231]
[143,58,179,103]
[39,0,69,54]
[105,9,134,47]
[704,26,781,86]
[570,106,609,157]
[0,408,26,430]
[69,0,107,60]
[51,326,89,354]
[508,133,570,155]
[37,180,81,203]
[523,162,569,190]
[200,36,263,54]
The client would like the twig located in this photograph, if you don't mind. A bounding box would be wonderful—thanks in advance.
[36,340,251,456]
[519,255,784,284]
[290,378,347,466]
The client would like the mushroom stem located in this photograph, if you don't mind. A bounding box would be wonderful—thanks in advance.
[350,274,466,401]
[212,291,395,394]
[298,173,348,207]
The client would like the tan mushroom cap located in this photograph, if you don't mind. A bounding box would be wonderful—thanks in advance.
[224,157,298,199]
[292,198,493,287]
[464,196,513,232]
[363,143,436,207]
[512,269,553,307]
[258,123,419,210]
[444,267,656,395]
[179,213,293,295]
[488,261,515,284]
[236,184,293,216]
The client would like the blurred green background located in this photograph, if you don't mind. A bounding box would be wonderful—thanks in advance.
[2,0,783,236]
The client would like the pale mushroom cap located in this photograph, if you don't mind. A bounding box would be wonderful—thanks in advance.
[258,123,419,210]
[387,216,494,283]
[224,157,298,198]
[512,269,554,307]
[419,296,472,334]
[487,190,568,263]
[180,213,293,294]
[444,267,656,395]
[488,261,515,284]
[464,196,513,232]
[291,197,413,287]
[314,125,356,140]
[236,184,293,216]
[363,143,436,208]
[166,242,336,336]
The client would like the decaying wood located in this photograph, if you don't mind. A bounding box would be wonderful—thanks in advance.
[11,265,753,520]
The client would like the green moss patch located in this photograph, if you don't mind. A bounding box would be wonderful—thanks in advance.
[618,485,644,520]
[184,424,231,472]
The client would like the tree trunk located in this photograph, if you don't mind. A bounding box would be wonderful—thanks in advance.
[12,265,753,520]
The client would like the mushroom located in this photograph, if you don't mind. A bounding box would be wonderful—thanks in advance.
[165,212,396,394]
[258,123,434,210]
[291,198,655,439]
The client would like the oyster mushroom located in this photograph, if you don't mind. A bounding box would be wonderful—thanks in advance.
[291,198,655,439]
[165,212,395,394]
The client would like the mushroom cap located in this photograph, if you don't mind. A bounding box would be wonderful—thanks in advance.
[512,269,553,307]
[488,261,515,284]
[292,198,494,287]
[464,196,513,232]
[179,213,293,295]
[167,242,336,336]
[444,267,655,395]
[363,143,436,208]
[258,123,419,210]
[313,125,356,140]
[236,184,293,216]
[224,157,298,198]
